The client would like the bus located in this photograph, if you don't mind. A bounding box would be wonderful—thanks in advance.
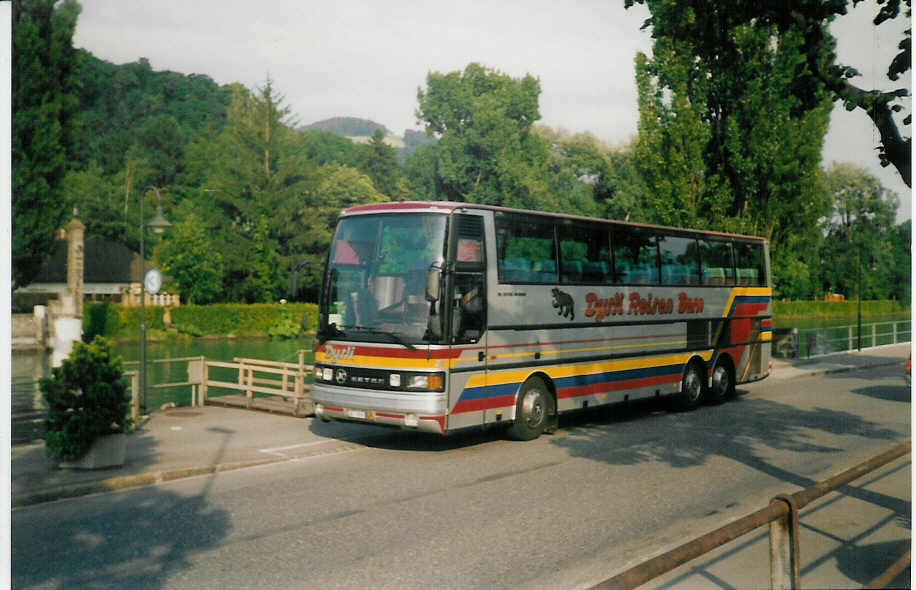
[311,201,771,440]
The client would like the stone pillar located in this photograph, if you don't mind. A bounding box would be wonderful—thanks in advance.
[66,214,85,318]
[50,211,85,367]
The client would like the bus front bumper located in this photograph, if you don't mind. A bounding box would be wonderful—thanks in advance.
[311,383,448,434]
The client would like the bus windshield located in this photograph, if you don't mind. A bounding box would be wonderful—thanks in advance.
[321,213,447,345]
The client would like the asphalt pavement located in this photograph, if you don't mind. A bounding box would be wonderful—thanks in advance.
[10,342,911,588]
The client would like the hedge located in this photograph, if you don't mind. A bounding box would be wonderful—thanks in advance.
[772,300,910,318]
[83,302,318,340]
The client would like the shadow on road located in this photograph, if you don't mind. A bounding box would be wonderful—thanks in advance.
[12,423,239,589]
[12,484,232,589]
[548,389,902,490]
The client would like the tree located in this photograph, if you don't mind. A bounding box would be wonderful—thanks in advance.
[364,129,400,197]
[633,47,723,229]
[186,79,314,301]
[295,163,388,299]
[153,212,224,304]
[817,163,900,299]
[414,63,554,210]
[628,4,833,301]
[12,0,82,289]
[625,0,912,188]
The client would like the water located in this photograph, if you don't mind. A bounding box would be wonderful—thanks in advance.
[11,337,315,443]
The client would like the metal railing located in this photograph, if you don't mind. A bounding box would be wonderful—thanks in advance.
[589,441,911,590]
[772,320,911,359]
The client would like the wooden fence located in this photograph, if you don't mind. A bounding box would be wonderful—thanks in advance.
[125,351,313,417]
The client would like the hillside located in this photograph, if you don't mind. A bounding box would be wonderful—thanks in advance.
[302,117,390,137]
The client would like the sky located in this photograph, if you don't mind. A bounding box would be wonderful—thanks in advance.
[72,0,911,220]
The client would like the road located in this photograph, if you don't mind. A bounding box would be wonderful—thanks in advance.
[12,364,910,589]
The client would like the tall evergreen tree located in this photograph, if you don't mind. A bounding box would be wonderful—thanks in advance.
[365,129,399,197]
[12,0,82,289]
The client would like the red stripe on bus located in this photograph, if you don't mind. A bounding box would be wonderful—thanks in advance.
[452,394,517,414]
[557,373,680,399]
[419,416,447,432]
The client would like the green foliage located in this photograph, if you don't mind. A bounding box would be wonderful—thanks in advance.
[186,79,315,302]
[83,302,121,342]
[772,300,910,319]
[624,0,911,186]
[74,52,229,176]
[12,0,82,289]
[365,129,401,197]
[169,304,316,337]
[154,212,224,304]
[301,128,368,169]
[41,336,132,461]
[817,163,903,299]
[413,63,555,210]
[632,12,831,242]
[267,305,310,339]
[84,302,318,339]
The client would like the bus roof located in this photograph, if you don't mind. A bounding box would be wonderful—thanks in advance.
[341,201,768,243]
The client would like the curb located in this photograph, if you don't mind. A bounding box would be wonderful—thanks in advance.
[769,358,905,381]
[12,456,285,509]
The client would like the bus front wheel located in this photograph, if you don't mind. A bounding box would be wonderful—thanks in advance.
[507,377,553,441]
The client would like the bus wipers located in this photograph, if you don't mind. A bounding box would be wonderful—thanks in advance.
[343,325,417,351]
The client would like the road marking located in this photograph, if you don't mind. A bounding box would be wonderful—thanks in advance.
[260,439,366,459]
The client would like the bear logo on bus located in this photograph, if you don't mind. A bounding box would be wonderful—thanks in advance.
[551,288,575,321]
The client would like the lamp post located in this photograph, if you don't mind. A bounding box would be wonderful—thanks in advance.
[140,186,171,413]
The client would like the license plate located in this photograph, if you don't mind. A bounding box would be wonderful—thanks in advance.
[346,409,366,419]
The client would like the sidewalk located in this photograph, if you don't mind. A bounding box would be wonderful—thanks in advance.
[768,341,911,382]
[11,343,910,509]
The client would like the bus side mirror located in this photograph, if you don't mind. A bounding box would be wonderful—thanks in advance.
[425,264,442,302]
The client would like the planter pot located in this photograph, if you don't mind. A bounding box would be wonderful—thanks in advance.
[59,433,127,470]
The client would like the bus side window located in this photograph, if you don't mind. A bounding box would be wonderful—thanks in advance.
[659,235,700,285]
[495,213,557,283]
[699,239,735,286]
[612,229,659,284]
[734,242,766,286]
[558,222,610,284]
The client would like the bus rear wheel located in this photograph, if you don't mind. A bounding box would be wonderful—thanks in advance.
[507,377,553,441]
[673,360,705,411]
[707,358,735,404]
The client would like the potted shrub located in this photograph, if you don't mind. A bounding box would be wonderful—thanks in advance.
[41,336,133,469]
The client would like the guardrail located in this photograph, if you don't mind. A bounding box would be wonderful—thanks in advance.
[590,441,911,590]
[772,320,911,359]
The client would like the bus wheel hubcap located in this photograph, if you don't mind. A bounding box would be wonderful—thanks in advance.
[685,370,701,402]
[522,390,545,427]
[712,365,730,396]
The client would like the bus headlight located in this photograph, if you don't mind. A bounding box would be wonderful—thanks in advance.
[407,373,444,391]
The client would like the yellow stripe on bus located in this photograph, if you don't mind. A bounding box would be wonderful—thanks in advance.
[466,350,715,388]
[721,287,772,318]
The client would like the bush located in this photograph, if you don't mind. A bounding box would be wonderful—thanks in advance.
[41,336,133,461]
[773,300,910,318]
[82,302,122,341]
